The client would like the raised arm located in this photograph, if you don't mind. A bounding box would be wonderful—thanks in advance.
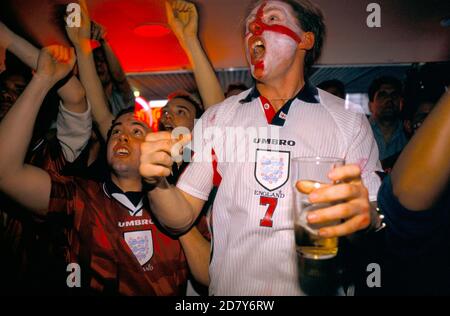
[0,20,87,114]
[391,91,450,211]
[166,0,224,109]
[91,21,133,105]
[0,46,76,215]
[66,0,114,140]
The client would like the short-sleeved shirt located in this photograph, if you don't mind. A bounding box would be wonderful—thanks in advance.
[48,175,188,296]
[177,83,382,295]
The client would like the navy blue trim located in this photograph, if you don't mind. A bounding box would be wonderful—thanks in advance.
[239,82,320,127]
[239,81,320,104]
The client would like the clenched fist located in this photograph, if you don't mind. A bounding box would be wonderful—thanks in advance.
[140,131,191,184]
[35,45,76,85]
[166,0,198,50]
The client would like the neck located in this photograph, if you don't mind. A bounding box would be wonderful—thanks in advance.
[376,117,398,129]
[375,118,399,142]
[111,173,142,192]
[256,58,305,112]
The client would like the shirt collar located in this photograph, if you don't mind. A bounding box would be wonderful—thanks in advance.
[103,177,145,216]
[239,81,321,104]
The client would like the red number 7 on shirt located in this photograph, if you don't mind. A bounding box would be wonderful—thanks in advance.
[259,197,278,228]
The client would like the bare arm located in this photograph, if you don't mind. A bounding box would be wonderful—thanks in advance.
[391,91,450,211]
[166,1,224,109]
[66,0,114,140]
[0,21,87,114]
[0,46,76,215]
[92,22,133,104]
[179,227,210,286]
[147,177,204,234]
[141,131,205,232]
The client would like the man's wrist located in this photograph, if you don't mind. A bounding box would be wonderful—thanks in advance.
[32,73,55,89]
[143,177,169,192]
[367,202,386,233]
[74,40,93,54]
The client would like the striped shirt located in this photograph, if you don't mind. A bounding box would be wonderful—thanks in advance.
[177,83,382,296]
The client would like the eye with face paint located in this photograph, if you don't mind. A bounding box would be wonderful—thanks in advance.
[245,1,303,80]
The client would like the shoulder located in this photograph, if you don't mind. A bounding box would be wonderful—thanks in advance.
[317,88,370,136]
[200,89,254,126]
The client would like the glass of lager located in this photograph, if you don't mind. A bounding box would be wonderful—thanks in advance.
[292,157,344,260]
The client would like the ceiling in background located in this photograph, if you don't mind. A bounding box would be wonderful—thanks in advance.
[128,64,418,99]
[1,0,449,73]
[1,1,449,98]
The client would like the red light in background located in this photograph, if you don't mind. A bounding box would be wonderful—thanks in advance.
[133,24,171,38]
[134,97,163,132]
[134,97,152,128]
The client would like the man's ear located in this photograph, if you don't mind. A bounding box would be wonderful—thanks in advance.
[298,32,315,50]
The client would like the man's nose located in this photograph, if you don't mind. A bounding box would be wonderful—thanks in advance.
[249,20,263,35]
[162,111,173,122]
[119,133,130,142]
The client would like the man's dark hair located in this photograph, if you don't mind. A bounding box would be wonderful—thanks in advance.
[226,83,249,96]
[106,107,135,141]
[368,76,403,102]
[171,95,204,119]
[245,0,326,74]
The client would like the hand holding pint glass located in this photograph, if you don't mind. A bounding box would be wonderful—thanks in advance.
[292,157,344,260]
[292,157,372,295]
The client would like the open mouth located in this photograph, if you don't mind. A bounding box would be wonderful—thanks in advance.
[159,122,174,132]
[163,124,174,132]
[248,36,266,65]
[114,146,130,157]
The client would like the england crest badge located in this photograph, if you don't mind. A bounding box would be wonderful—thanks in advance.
[255,149,290,191]
[124,230,154,266]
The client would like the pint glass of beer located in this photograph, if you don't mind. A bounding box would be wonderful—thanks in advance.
[292,157,344,260]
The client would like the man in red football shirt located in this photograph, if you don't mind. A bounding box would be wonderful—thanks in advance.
[0,45,196,295]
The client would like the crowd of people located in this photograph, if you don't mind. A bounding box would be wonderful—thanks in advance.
[0,0,448,296]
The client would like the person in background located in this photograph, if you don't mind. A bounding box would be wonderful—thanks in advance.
[225,83,250,98]
[368,76,408,170]
[317,79,346,99]
[91,21,135,115]
[166,0,225,109]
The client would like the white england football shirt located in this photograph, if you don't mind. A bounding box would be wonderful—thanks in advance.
[177,83,382,296]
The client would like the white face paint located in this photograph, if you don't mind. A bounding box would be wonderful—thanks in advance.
[245,1,303,80]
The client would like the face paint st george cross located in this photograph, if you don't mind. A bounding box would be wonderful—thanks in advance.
[245,1,302,79]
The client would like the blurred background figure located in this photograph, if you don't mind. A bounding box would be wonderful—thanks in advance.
[91,21,134,116]
[225,83,249,98]
[317,79,346,99]
[368,76,407,170]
